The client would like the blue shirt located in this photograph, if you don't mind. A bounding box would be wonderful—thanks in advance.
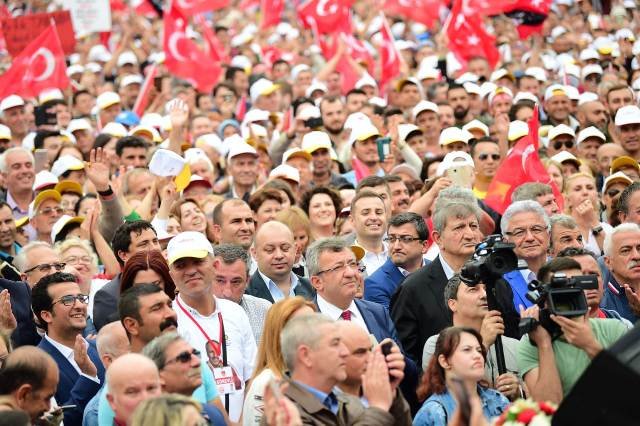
[342,168,385,187]
[259,270,300,302]
[601,273,639,324]
[413,386,509,426]
[295,381,339,415]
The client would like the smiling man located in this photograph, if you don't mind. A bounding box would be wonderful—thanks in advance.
[615,105,640,161]
[350,191,388,276]
[212,199,255,250]
[1,147,35,220]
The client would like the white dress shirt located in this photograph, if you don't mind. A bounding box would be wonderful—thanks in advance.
[439,255,456,280]
[316,295,369,332]
[355,239,388,276]
[44,334,100,383]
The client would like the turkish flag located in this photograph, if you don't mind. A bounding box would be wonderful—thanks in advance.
[133,64,158,117]
[317,31,361,94]
[172,0,229,16]
[445,0,500,69]
[460,0,518,16]
[130,0,159,17]
[194,14,230,63]
[0,23,69,99]
[163,6,222,93]
[484,106,564,214]
[504,0,552,39]
[342,33,374,75]
[297,0,352,34]
[383,0,442,29]
[260,0,284,29]
[378,13,402,92]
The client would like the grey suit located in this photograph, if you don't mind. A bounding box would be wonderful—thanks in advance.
[240,294,272,344]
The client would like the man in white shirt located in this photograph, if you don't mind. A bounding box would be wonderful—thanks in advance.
[350,190,389,276]
[167,231,257,423]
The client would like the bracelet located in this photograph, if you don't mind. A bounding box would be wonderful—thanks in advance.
[97,186,114,197]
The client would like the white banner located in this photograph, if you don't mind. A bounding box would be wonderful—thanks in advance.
[68,0,112,36]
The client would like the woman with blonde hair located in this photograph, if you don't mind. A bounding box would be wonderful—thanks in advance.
[563,172,612,255]
[129,394,221,426]
[243,296,316,426]
[543,158,565,192]
[275,207,312,276]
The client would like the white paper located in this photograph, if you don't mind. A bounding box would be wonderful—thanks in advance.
[148,149,187,177]
[68,0,112,36]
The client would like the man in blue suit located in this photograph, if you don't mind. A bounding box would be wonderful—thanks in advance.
[364,213,430,310]
[32,272,105,426]
[306,237,420,413]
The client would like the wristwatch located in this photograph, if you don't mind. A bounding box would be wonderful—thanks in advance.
[592,225,603,236]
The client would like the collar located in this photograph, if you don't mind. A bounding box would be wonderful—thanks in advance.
[607,275,624,297]
[6,191,29,215]
[354,239,388,257]
[176,293,220,318]
[439,255,456,280]
[519,268,536,284]
[231,184,256,199]
[398,258,426,277]
[317,294,359,322]
[44,333,77,360]
[258,270,299,296]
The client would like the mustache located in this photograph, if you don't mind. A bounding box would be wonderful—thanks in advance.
[628,260,640,269]
[159,316,178,332]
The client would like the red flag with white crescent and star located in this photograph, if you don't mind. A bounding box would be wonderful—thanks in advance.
[260,0,284,28]
[297,0,352,34]
[378,12,402,93]
[484,105,564,214]
[383,0,442,29]
[0,22,69,99]
[172,0,229,16]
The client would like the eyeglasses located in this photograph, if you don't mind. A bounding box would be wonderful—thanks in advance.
[51,294,89,308]
[505,225,548,239]
[384,236,423,244]
[316,260,366,276]
[552,140,574,150]
[164,348,201,366]
[478,153,501,161]
[63,256,92,265]
[38,206,63,216]
[606,189,621,198]
[24,262,66,274]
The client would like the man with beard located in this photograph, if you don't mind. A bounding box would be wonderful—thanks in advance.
[1,147,35,220]
[301,131,350,188]
[385,175,411,216]
[471,138,501,200]
[576,99,608,132]
[319,95,347,147]
[446,84,472,126]
[32,272,105,426]
[365,213,429,310]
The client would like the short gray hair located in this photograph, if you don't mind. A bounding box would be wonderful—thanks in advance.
[434,187,478,212]
[501,200,550,234]
[550,214,577,230]
[306,237,351,277]
[604,223,640,257]
[142,331,183,370]
[122,168,152,196]
[511,183,553,203]
[14,241,53,272]
[0,147,34,174]
[213,243,250,276]
[280,313,334,372]
[432,202,482,234]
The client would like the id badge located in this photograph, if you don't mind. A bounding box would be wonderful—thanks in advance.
[213,366,243,395]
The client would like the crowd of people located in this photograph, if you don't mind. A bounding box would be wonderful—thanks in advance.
[0,0,639,425]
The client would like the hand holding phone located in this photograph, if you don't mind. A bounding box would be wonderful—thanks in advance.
[376,137,391,162]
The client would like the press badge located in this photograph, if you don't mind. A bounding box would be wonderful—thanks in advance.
[213,365,243,395]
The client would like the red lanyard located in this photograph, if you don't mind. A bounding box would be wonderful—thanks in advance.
[175,296,224,357]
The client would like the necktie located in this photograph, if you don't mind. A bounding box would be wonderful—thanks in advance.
[341,310,351,321]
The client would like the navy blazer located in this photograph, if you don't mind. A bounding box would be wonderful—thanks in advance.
[0,278,40,347]
[246,270,315,303]
[38,337,105,426]
[364,258,431,310]
[92,275,121,331]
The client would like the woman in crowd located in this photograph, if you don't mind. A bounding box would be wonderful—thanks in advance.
[130,394,223,426]
[299,187,342,241]
[564,173,612,255]
[413,327,509,425]
[120,250,176,299]
[263,179,296,208]
[275,206,311,276]
[543,159,565,192]
[171,198,215,242]
[248,188,284,229]
[243,297,316,426]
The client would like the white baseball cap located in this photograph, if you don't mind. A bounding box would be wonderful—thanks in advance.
[416,67,440,81]
[581,64,603,79]
[195,133,224,155]
[548,124,576,140]
[524,67,547,82]
[355,74,377,90]
[51,215,84,243]
[242,108,269,125]
[579,48,600,62]
[96,92,121,110]
[603,171,633,194]
[250,78,279,104]
[398,124,422,144]
[121,74,144,88]
[439,127,469,146]
[513,92,539,104]
[269,164,300,184]
[51,155,85,177]
[544,84,570,101]
[412,100,439,119]
[227,142,258,160]
[615,105,640,126]
[283,147,312,163]
[67,118,93,134]
[0,124,11,140]
[551,151,581,168]
[33,171,59,192]
[305,81,328,98]
[508,120,529,142]
[350,122,381,145]
[577,126,606,145]
[89,45,112,62]
[102,122,128,138]
[462,120,489,136]
[577,92,599,106]
[38,89,64,104]
[301,131,332,153]
[67,64,85,76]
[117,51,138,67]
[166,231,213,265]
[487,87,514,105]
[0,95,24,112]
[436,151,474,176]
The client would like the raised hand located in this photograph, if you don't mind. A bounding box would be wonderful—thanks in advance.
[74,334,97,377]
[362,348,393,411]
[166,98,189,129]
[0,289,17,333]
[85,148,111,192]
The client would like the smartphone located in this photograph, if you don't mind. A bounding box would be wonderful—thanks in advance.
[381,340,393,356]
[34,149,48,173]
[446,166,473,188]
[450,377,471,423]
[376,137,391,162]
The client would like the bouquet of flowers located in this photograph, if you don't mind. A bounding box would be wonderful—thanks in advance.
[493,399,556,426]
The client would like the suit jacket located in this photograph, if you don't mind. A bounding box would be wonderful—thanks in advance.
[364,258,415,310]
[0,278,40,347]
[38,337,105,426]
[390,256,452,365]
[91,275,121,331]
[259,379,411,426]
[246,270,315,303]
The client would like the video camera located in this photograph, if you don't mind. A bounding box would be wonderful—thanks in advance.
[519,273,599,339]
[460,235,519,285]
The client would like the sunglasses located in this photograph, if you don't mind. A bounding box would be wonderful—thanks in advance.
[165,348,201,366]
[553,140,574,150]
[478,153,500,161]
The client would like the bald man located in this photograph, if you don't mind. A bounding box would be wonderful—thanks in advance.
[84,321,130,426]
[247,221,315,303]
[337,322,374,400]
[105,353,162,425]
[0,346,59,423]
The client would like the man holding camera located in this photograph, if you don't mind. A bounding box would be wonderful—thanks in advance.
[517,260,628,403]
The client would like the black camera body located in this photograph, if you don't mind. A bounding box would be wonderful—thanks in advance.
[460,235,519,285]
[303,117,323,129]
[520,273,599,339]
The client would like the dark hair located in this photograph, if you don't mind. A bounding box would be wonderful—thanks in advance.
[618,182,640,215]
[538,257,583,283]
[224,66,245,81]
[75,193,98,215]
[72,89,91,105]
[115,135,147,157]
[469,137,498,158]
[0,410,30,426]
[0,347,51,395]
[34,130,61,150]
[443,274,464,307]
[556,247,598,260]
[93,133,114,150]
[319,95,343,114]
[118,283,164,325]
[417,326,486,401]
[111,220,157,265]
[356,176,389,195]
[383,175,403,184]
[299,186,342,219]
[509,101,535,121]
[31,272,78,331]
[346,88,366,99]
[212,198,250,226]
[272,58,290,70]
[421,155,445,181]
[447,83,467,95]
[248,188,285,213]
[213,82,237,97]
[263,179,296,206]
[388,212,429,240]
[120,250,176,299]
[350,190,384,214]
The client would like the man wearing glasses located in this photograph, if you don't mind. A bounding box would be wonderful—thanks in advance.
[14,241,69,287]
[364,213,430,310]
[28,189,63,244]
[32,272,104,426]
[471,138,502,200]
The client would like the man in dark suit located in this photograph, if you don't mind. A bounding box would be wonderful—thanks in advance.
[247,221,315,303]
[92,220,161,331]
[365,212,430,310]
[0,279,40,347]
[391,202,483,364]
[32,272,105,426]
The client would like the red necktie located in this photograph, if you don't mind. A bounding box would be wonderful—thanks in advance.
[341,310,351,321]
